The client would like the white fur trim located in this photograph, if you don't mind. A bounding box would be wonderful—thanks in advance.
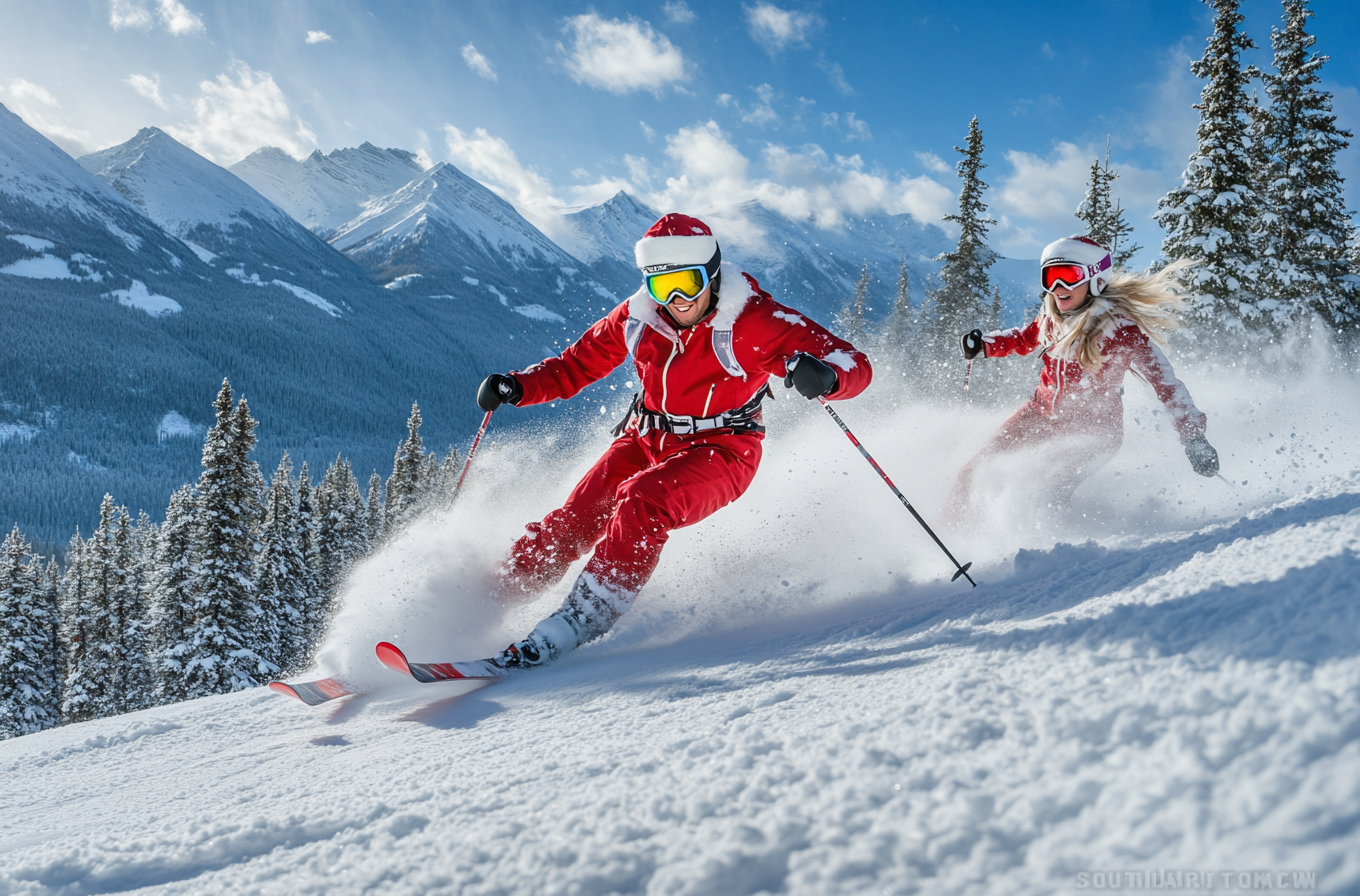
[635,233,718,269]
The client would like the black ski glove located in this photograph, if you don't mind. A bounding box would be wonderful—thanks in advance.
[476,374,523,412]
[784,352,838,400]
[1183,435,1219,477]
[961,329,985,360]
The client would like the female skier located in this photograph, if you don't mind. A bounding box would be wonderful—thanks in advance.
[948,235,1218,518]
[474,213,871,669]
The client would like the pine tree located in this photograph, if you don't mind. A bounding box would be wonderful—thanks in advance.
[123,511,156,711]
[176,381,272,698]
[255,454,309,674]
[59,533,99,722]
[315,456,366,612]
[1256,0,1358,328]
[0,526,56,738]
[385,403,426,529]
[40,557,62,725]
[1075,143,1143,267]
[934,116,998,345]
[114,506,153,712]
[83,496,130,718]
[365,471,384,545]
[842,264,870,347]
[1155,0,1265,332]
[147,485,198,705]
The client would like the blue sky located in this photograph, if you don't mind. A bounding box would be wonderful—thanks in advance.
[1,0,1357,264]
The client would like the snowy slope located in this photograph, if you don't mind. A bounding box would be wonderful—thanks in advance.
[2,354,1357,895]
[78,128,361,297]
[229,143,427,237]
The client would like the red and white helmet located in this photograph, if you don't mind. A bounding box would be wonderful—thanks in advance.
[1040,235,1113,296]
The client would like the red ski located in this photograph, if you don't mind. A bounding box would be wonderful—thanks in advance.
[268,677,359,705]
[375,641,510,682]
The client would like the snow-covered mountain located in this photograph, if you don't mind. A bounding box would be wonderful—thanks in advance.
[0,108,604,549]
[557,190,657,295]
[329,161,616,323]
[3,359,1356,893]
[77,128,361,307]
[229,143,427,237]
[0,103,213,288]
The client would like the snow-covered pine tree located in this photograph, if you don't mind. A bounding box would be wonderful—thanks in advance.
[115,506,153,712]
[40,557,62,725]
[84,496,131,717]
[0,526,57,738]
[178,381,272,697]
[841,264,870,347]
[884,262,911,352]
[315,456,366,612]
[385,404,426,529]
[1257,0,1358,328]
[58,533,99,722]
[254,454,309,675]
[148,485,198,705]
[933,117,998,350]
[1155,0,1265,333]
[431,446,464,509]
[1075,144,1143,267]
[365,471,384,545]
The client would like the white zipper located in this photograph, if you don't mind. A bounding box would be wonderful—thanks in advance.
[660,337,682,414]
[701,383,716,418]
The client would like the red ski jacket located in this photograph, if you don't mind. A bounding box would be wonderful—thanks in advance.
[983,315,1206,440]
[513,263,872,432]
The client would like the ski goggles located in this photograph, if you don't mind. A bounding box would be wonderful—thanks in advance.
[645,265,711,306]
[1041,257,1110,292]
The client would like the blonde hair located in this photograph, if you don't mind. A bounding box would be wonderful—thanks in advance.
[1040,258,1196,371]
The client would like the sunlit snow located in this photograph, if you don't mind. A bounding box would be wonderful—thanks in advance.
[513,304,566,322]
[104,280,182,317]
[1,345,1356,894]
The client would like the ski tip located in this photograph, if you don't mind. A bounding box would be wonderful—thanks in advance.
[375,641,412,676]
[269,678,357,705]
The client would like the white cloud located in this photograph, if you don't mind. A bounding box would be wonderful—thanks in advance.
[817,58,854,96]
[443,124,574,238]
[822,111,871,141]
[167,62,316,165]
[1041,42,1055,59]
[745,3,821,54]
[125,73,168,109]
[560,13,687,95]
[305,30,333,44]
[663,1,696,24]
[157,0,204,35]
[1139,42,1201,170]
[916,151,951,174]
[461,43,497,81]
[109,0,153,30]
[109,0,204,35]
[2,78,91,153]
[639,121,656,141]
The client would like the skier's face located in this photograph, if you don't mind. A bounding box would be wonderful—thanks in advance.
[1051,281,1090,314]
[666,283,713,328]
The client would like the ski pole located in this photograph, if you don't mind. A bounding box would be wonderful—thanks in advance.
[963,358,973,392]
[453,410,493,497]
[817,397,976,587]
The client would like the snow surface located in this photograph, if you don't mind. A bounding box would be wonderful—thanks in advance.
[513,304,566,323]
[6,235,54,252]
[0,254,82,280]
[224,266,341,316]
[1,348,1358,895]
[156,411,203,443]
[104,280,181,317]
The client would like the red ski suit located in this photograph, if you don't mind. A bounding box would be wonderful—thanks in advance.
[502,263,872,599]
[955,313,1207,505]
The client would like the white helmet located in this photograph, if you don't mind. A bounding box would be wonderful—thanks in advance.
[1040,235,1113,296]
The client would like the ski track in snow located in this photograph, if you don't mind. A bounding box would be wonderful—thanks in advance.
[1,354,1359,895]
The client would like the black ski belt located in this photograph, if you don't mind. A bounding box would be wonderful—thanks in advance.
[612,384,772,438]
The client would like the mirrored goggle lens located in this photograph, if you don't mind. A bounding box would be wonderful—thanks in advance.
[1041,263,1088,292]
[647,267,708,305]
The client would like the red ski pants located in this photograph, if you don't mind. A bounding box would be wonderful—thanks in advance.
[949,400,1123,513]
[500,430,763,598]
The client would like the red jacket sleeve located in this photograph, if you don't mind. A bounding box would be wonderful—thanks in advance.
[982,318,1043,359]
[512,302,631,407]
[1119,327,1208,441]
[746,298,873,400]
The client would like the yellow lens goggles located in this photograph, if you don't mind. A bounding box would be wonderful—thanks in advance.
[645,265,711,305]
